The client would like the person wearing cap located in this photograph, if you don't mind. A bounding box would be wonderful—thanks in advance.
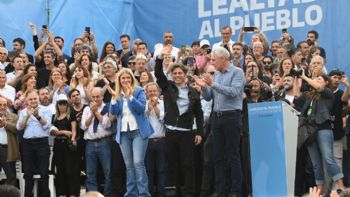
[196,39,212,74]
[0,96,19,186]
[16,89,52,197]
[212,26,234,51]
[81,87,113,196]
[49,94,80,197]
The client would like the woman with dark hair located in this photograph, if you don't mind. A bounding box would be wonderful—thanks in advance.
[294,71,345,195]
[278,58,294,77]
[139,71,154,88]
[14,73,37,113]
[58,62,71,85]
[100,41,116,62]
[50,94,80,197]
[78,54,99,80]
[15,64,37,92]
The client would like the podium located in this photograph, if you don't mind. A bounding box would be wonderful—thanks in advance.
[248,101,298,197]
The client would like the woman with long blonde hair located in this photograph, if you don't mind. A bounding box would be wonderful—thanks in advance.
[111,68,153,197]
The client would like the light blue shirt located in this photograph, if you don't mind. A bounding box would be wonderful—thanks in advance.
[16,106,52,139]
[202,65,245,112]
[176,85,190,115]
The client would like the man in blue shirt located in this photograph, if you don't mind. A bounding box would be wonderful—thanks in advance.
[16,89,52,197]
[194,46,245,197]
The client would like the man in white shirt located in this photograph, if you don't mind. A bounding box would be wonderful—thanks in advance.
[81,87,113,197]
[144,82,166,197]
[153,32,179,60]
[6,55,24,87]
[0,47,9,70]
[212,26,235,51]
[0,70,15,107]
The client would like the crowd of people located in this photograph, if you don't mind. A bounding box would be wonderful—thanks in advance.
[0,22,349,197]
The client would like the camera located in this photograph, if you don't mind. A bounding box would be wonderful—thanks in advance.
[243,27,255,32]
[290,68,303,78]
[206,48,212,54]
[244,84,253,97]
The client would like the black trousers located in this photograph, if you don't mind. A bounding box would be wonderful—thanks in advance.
[22,137,50,197]
[53,139,80,196]
[212,111,243,195]
[200,131,214,196]
[165,131,196,197]
[0,145,16,185]
[146,138,166,197]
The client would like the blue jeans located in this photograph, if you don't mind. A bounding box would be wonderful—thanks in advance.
[86,140,112,197]
[308,129,344,185]
[120,130,150,197]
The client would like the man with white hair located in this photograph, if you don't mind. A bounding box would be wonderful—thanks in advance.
[309,55,325,78]
[194,46,245,197]
[252,41,264,62]
[0,47,9,70]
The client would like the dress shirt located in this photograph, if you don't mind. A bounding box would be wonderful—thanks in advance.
[81,103,112,140]
[0,84,16,103]
[176,86,190,116]
[212,39,235,51]
[146,99,166,139]
[5,72,16,83]
[121,94,138,132]
[153,44,179,60]
[0,127,7,144]
[16,106,52,139]
[202,65,245,112]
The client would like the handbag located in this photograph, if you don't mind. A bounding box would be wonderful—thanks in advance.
[297,99,317,149]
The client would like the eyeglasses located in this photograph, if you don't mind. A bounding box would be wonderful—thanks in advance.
[58,102,68,105]
[128,62,136,65]
[263,61,272,65]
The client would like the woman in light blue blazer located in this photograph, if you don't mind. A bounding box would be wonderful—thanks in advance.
[111,68,153,197]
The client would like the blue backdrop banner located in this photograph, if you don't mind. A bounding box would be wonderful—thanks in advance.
[0,0,349,74]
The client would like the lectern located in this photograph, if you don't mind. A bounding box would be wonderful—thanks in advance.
[248,101,298,197]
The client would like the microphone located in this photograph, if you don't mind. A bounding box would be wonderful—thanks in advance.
[279,85,290,97]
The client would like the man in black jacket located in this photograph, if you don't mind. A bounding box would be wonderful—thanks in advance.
[155,46,203,197]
